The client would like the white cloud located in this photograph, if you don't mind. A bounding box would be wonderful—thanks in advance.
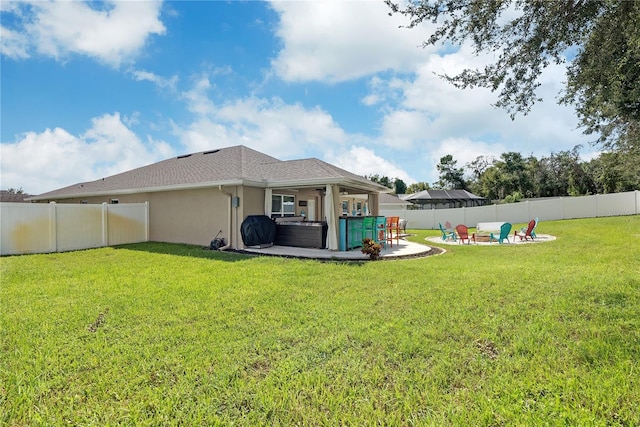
[378,109,434,150]
[174,76,352,160]
[327,146,416,184]
[2,0,166,67]
[0,113,173,194]
[269,1,434,82]
[429,137,505,179]
[130,69,179,91]
[0,25,29,59]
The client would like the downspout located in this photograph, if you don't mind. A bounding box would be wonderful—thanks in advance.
[218,185,233,251]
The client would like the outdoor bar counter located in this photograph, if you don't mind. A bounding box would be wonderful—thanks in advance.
[338,216,386,251]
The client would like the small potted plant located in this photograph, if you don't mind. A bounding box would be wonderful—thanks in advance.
[361,237,382,260]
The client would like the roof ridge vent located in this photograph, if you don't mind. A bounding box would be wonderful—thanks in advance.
[203,149,220,155]
[177,154,192,159]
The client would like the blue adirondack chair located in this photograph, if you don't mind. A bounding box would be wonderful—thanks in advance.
[439,223,456,241]
[490,222,512,244]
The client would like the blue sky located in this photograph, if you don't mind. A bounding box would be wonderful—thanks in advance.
[1,0,596,195]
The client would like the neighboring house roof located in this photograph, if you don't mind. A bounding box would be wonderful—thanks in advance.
[403,189,488,201]
[379,193,412,206]
[29,145,390,201]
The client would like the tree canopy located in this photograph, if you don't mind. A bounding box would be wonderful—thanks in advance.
[386,0,640,151]
[434,154,466,189]
[463,147,638,200]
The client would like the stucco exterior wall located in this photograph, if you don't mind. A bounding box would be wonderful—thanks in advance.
[146,188,227,246]
[236,185,264,249]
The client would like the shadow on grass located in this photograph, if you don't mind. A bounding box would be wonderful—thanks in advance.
[112,242,368,266]
[112,241,253,263]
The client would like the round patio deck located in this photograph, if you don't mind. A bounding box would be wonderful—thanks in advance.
[426,233,556,245]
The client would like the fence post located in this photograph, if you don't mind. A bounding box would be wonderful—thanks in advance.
[102,202,108,247]
[49,202,57,253]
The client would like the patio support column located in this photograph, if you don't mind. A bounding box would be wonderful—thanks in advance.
[324,184,339,250]
[264,188,272,217]
[368,193,379,216]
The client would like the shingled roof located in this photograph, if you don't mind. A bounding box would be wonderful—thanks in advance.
[30,145,388,200]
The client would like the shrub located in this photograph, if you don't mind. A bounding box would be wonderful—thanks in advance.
[361,237,382,260]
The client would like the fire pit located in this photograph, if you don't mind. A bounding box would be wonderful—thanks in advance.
[475,234,491,243]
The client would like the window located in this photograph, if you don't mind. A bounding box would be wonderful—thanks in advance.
[341,201,349,216]
[272,194,295,217]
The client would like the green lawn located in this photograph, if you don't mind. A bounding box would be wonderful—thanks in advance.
[2,216,639,426]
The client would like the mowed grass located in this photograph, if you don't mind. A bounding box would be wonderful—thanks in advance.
[1,216,639,426]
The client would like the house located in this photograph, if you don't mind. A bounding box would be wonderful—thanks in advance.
[400,189,489,209]
[28,145,391,250]
[379,193,413,211]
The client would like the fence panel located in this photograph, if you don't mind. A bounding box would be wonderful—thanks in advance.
[56,204,104,252]
[596,192,637,217]
[1,202,148,256]
[435,208,465,230]
[462,205,497,226]
[0,203,54,255]
[562,196,596,219]
[380,191,638,230]
[108,203,149,245]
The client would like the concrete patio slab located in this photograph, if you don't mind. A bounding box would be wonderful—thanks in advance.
[238,238,439,261]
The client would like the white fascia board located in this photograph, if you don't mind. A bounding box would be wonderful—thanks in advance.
[28,179,246,201]
[266,177,389,193]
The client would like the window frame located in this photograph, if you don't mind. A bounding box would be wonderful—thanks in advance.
[271,194,296,217]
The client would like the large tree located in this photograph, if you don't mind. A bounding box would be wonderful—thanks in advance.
[394,178,408,195]
[406,181,431,193]
[434,154,466,189]
[386,0,640,151]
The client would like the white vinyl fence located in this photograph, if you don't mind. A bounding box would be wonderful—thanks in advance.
[381,190,640,230]
[0,202,149,256]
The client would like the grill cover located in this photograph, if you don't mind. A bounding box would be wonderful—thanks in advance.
[240,215,277,247]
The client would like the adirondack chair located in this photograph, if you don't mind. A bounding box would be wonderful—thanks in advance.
[514,218,537,241]
[490,222,512,243]
[528,217,539,238]
[455,224,475,244]
[439,223,456,241]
